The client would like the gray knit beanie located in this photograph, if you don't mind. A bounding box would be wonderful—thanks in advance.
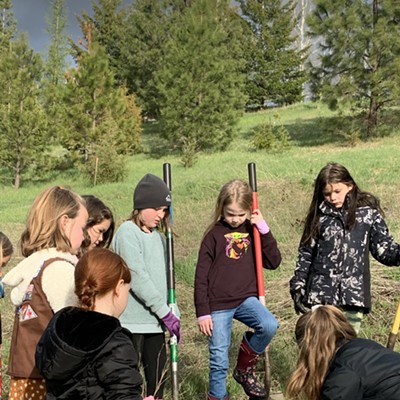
[133,173,171,209]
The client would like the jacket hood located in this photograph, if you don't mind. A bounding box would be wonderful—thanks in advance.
[36,307,122,381]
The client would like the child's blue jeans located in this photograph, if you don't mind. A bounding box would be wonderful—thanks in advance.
[208,296,279,399]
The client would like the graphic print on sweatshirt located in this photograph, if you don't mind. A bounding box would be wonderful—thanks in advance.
[225,232,250,260]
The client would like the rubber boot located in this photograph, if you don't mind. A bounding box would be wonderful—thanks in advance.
[233,336,266,398]
[207,395,229,400]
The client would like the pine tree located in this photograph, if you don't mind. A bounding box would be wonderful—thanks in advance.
[157,0,246,158]
[88,0,129,85]
[41,0,70,144]
[239,0,307,107]
[307,0,400,135]
[0,34,48,188]
[64,21,141,181]
[0,0,16,54]
[123,0,177,119]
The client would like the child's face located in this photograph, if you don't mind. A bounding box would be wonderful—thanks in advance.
[63,204,89,254]
[323,182,353,208]
[87,219,112,250]
[223,202,249,228]
[139,207,168,232]
[0,254,11,277]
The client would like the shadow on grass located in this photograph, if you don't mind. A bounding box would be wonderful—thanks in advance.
[242,106,400,148]
[143,106,400,157]
[285,116,343,147]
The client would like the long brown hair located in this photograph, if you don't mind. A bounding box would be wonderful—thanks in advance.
[81,195,115,251]
[20,186,86,257]
[75,247,131,311]
[203,179,252,237]
[301,162,382,246]
[285,305,357,400]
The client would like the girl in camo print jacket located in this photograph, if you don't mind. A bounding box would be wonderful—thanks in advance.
[290,162,400,332]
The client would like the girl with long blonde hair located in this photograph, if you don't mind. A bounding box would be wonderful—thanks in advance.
[3,185,88,399]
[195,179,282,400]
[286,305,400,400]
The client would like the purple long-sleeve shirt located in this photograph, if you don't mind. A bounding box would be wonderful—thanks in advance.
[194,219,281,317]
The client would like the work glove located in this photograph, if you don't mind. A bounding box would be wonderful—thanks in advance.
[293,292,308,315]
[162,311,181,343]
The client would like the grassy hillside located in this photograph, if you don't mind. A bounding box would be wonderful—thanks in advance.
[1,102,400,399]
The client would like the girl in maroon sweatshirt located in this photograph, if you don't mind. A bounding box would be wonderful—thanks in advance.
[194,179,281,400]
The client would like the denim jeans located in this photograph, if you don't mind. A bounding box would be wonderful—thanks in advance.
[208,296,279,399]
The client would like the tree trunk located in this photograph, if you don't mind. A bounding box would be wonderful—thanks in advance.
[14,157,21,189]
[367,97,378,137]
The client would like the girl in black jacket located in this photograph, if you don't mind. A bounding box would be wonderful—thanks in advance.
[290,162,400,332]
[285,305,400,400]
[36,248,154,400]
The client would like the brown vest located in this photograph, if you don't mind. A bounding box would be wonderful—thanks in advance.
[7,257,70,379]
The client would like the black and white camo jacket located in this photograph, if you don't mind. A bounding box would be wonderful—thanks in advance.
[290,201,400,313]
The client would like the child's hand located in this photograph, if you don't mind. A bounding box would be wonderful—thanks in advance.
[198,315,213,336]
[250,209,264,224]
[162,311,182,343]
[251,209,270,234]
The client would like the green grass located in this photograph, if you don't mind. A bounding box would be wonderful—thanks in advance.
[1,102,400,399]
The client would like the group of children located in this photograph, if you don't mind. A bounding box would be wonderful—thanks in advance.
[0,161,399,400]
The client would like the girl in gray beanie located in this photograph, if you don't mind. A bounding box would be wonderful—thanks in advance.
[112,173,180,400]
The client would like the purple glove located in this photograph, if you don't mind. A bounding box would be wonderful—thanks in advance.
[162,311,181,343]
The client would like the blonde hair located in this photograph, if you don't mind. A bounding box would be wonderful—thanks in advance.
[75,248,131,311]
[285,305,357,400]
[0,232,13,265]
[20,186,86,257]
[204,179,252,236]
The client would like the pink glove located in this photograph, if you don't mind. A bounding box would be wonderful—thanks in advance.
[143,397,155,400]
[256,219,270,234]
[162,311,181,343]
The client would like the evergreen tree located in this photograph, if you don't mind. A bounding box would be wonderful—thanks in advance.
[64,22,141,181]
[0,0,16,53]
[239,0,307,107]
[87,0,129,85]
[41,0,70,144]
[307,0,400,135]
[123,0,176,119]
[0,34,48,188]
[157,0,246,157]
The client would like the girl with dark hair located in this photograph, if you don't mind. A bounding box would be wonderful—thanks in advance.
[0,232,13,297]
[36,248,154,400]
[0,232,13,271]
[0,232,13,399]
[286,305,400,400]
[81,195,115,252]
[290,162,400,331]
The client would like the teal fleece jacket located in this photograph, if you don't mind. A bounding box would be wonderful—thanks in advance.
[112,221,170,333]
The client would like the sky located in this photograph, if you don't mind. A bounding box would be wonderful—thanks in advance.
[12,0,96,55]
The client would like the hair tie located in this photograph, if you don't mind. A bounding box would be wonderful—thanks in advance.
[311,304,323,312]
